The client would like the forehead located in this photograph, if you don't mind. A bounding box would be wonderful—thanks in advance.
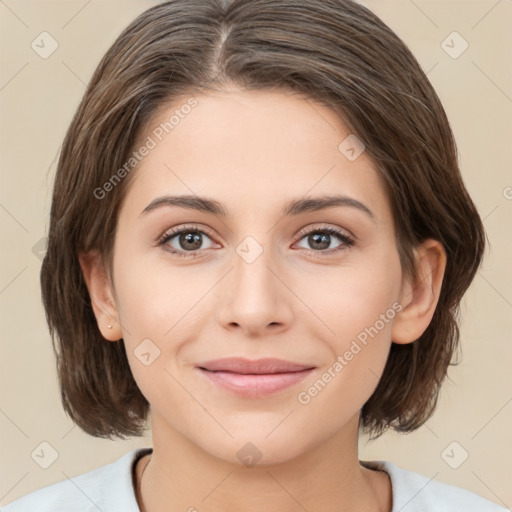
[122,87,391,222]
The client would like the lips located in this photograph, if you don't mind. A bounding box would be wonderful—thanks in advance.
[197,357,315,374]
[196,357,316,398]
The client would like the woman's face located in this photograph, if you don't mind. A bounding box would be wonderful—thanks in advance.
[107,87,409,464]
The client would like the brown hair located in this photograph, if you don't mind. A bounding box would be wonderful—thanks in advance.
[41,0,485,439]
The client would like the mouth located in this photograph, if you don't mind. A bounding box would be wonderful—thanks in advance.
[196,357,316,398]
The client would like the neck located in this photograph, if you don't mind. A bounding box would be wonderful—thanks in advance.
[137,412,391,512]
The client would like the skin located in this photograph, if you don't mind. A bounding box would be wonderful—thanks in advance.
[79,87,446,512]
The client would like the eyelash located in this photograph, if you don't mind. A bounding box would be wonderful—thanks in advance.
[156,224,355,259]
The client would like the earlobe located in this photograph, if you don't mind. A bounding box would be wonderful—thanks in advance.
[78,250,122,341]
[391,239,447,345]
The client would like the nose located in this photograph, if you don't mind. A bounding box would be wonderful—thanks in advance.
[215,242,294,337]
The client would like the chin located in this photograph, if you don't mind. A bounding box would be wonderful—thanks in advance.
[196,430,314,468]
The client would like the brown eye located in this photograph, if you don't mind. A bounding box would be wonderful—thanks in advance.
[175,231,204,251]
[158,226,216,258]
[295,227,354,254]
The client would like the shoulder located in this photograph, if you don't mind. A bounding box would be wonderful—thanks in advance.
[2,447,152,512]
[361,460,509,512]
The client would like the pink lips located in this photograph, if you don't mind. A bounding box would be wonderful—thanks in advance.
[197,357,316,398]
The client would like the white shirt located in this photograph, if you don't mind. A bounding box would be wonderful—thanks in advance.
[2,447,508,511]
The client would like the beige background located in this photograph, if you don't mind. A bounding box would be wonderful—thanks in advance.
[1,0,511,508]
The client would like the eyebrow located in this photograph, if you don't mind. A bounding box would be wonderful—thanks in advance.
[139,194,374,220]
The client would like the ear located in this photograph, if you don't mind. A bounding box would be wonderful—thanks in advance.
[391,239,447,345]
[78,250,122,341]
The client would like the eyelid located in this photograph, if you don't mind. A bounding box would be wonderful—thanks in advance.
[156,223,217,245]
[157,222,356,258]
[157,223,352,244]
[295,223,355,241]
[292,224,355,255]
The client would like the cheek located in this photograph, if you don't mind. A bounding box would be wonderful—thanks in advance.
[293,247,402,406]
[295,267,399,416]
[113,247,202,334]
[112,253,214,386]
[297,249,402,345]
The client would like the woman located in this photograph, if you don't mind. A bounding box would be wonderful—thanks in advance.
[3,0,507,510]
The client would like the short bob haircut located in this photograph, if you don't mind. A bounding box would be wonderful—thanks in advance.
[41,0,485,440]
